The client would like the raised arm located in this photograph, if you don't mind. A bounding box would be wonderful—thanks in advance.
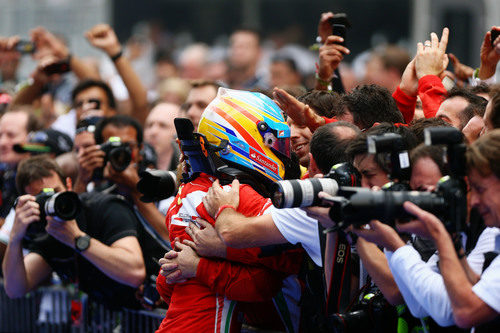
[86,24,149,124]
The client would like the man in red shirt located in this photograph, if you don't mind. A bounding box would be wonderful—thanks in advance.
[156,88,302,333]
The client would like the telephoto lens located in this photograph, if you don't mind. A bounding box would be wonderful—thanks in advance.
[271,162,360,209]
[272,177,339,208]
[137,169,178,202]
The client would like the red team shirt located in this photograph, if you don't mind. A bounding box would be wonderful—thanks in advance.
[156,174,302,333]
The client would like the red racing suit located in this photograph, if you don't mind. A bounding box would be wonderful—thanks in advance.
[156,173,303,333]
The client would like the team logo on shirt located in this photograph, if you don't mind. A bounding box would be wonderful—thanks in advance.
[249,147,278,174]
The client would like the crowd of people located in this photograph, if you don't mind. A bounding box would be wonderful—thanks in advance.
[0,9,499,333]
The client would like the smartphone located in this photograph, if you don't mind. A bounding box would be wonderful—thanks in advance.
[332,24,347,46]
[43,60,71,75]
[15,40,36,54]
[329,13,351,47]
[491,29,500,47]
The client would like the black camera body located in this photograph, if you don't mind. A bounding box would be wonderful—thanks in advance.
[271,162,361,209]
[331,127,467,232]
[330,288,397,332]
[367,132,411,190]
[100,136,132,172]
[25,188,82,240]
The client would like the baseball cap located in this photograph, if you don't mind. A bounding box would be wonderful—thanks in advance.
[14,129,73,156]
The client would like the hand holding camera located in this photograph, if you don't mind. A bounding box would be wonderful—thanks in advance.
[11,195,39,243]
[77,144,106,184]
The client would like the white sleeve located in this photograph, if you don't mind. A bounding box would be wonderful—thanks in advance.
[270,207,322,266]
[385,247,430,319]
[389,245,455,326]
[472,255,500,313]
[466,227,500,274]
[0,208,15,244]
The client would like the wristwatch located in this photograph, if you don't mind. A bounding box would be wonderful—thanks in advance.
[75,234,91,253]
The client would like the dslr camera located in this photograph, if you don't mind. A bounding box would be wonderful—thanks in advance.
[100,136,132,172]
[330,127,467,233]
[24,188,82,240]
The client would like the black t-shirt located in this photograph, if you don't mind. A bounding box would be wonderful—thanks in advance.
[25,192,141,309]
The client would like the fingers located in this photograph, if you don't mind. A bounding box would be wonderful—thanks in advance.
[182,239,197,249]
[448,53,458,65]
[439,27,449,52]
[185,224,195,241]
[431,32,439,49]
[417,42,424,54]
[195,218,211,228]
[231,178,240,195]
[162,250,178,260]
[174,240,188,251]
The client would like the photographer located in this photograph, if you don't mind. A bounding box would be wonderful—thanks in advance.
[353,130,500,329]
[2,155,145,308]
[93,114,169,241]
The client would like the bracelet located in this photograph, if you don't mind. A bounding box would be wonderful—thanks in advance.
[315,72,331,87]
[214,204,236,220]
[110,49,123,62]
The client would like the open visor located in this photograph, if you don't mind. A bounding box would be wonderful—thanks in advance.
[270,137,291,159]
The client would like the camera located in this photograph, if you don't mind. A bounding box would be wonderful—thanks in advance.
[367,133,411,191]
[330,127,467,233]
[271,162,361,208]
[329,13,351,47]
[330,288,397,332]
[137,169,177,202]
[25,188,82,240]
[15,40,36,54]
[100,136,132,172]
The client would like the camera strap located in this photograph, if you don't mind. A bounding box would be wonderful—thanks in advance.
[325,230,352,314]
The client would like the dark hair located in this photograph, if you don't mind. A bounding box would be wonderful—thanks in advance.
[297,90,342,118]
[445,87,488,129]
[410,144,448,177]
[16,155,65,194]
[488,84,500,129]
[310,122,360,174]
[410,117,452,144]
[94,115,143,145]
[339,84,404,129]
[71,79,116,109]
[346,123,418,173]
[468,83,490,96]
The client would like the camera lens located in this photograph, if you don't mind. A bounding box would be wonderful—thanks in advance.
[272,178,338,208]
[45,191,81,220]
[109,146,132,171]
[137,170,177,202]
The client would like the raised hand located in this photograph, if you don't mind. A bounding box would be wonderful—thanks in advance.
[415,27,449,79]
[85,24,121,57]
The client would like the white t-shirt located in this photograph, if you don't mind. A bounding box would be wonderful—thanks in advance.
[472,233,500,313]
[270,206,322,266]
[387,227,500,326]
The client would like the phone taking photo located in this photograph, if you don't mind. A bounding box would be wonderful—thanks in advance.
[328,13,351,47]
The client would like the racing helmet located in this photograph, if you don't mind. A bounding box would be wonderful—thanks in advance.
[197,88,292,183]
